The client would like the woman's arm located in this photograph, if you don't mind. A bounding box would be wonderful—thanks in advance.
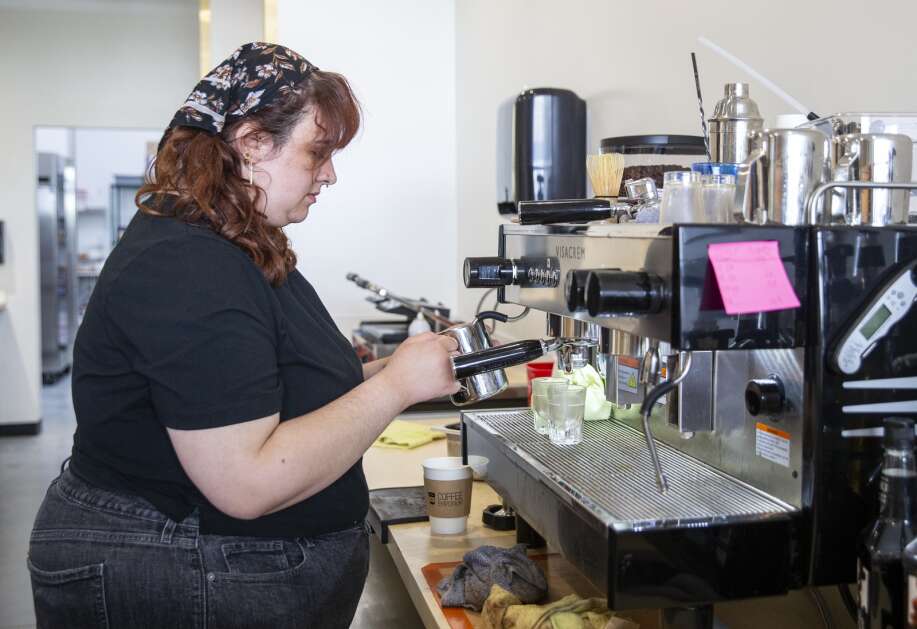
[167,333,458,520]
[361,356,390,380]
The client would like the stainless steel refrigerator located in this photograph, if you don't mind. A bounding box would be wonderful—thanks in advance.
[37,152,78,384]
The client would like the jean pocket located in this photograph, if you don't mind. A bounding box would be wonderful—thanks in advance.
[220,540,302,576]
[28,559,109,629]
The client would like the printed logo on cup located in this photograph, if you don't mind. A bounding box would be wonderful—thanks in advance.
[424,478,473,518]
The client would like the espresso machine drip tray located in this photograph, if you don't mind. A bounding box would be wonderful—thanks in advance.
[462,409,800,610]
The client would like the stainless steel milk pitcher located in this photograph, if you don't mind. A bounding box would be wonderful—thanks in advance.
[734,128,828,225]
[829,133,913,226]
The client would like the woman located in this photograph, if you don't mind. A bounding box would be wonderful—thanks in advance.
[28,42,460,629]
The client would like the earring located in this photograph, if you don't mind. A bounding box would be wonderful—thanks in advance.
[243,151,254,185]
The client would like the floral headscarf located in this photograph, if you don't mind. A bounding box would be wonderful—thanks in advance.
[165,41,317,138]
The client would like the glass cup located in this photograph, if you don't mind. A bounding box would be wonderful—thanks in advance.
[691,162,739,178]
[659,170,703,223]
[547,383,586,446]
[701,173,736,223]
[531,376,567,435]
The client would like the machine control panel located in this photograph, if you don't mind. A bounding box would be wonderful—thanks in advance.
[464,256,560,288]
[525,258,561,287]
[833,261,917,375]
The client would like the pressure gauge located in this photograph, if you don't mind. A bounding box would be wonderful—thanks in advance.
[833,260,917,375]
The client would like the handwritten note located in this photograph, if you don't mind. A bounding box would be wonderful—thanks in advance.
[707,241,801,315]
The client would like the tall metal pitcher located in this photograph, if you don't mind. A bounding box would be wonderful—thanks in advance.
[829,133,913,225]
[734,128,829,225]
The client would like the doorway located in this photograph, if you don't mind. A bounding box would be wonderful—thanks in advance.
[34,126,162,384]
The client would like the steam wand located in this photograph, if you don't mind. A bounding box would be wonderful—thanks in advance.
[639,352,694,493]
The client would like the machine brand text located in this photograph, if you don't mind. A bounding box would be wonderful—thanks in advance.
[555,245,586,260]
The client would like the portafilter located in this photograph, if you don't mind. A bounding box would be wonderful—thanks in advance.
[444,311,561,406]
[448,334,603,406]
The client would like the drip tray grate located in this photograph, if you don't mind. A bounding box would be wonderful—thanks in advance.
[463,409,795,531]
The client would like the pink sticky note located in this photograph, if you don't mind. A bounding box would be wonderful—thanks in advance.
[707,241,801,315]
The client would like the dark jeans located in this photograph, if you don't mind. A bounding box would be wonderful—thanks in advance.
[28,468,370,629]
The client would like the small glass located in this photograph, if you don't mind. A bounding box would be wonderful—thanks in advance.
[531,377,567,435]
[547,383,586,446]
[701,173,736,223]
[659,170,703,224]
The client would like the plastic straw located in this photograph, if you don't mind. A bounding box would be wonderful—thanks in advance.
[697,36,812,117]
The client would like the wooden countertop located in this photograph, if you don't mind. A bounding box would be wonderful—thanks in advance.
[362,413,655,629]
[363,414,517,628]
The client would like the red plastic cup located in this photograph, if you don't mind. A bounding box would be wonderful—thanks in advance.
[526,361,555,403]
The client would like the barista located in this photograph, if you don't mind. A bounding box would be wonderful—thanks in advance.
[27,43,459,629]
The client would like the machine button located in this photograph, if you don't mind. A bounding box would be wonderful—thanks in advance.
[745,376,786,417]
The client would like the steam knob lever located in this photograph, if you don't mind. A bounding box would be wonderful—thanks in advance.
[585,270,666,317]
[463,257,527,288]
[564,270,592,312]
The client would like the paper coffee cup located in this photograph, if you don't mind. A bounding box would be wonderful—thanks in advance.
[423,457,473,535]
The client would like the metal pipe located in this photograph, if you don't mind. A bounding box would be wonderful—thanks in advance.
[640,351,694,493]
[346,272,457,329]
[806,181,917,225]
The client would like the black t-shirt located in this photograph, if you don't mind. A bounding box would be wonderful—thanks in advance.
[69,207,368,537]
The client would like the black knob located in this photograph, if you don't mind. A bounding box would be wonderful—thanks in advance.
[463,257,526,288]
[584,270,666,317]
[745,377,786,416]
[564,270,592,312]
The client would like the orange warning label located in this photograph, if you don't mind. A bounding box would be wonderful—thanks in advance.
[755,422,791,467]
[755,422,790,440]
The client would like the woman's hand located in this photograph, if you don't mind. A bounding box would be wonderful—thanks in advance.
[380,332,461,407]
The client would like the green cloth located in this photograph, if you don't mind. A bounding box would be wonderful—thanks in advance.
[373,420,445,449]
[481,584,639,629]
[555,365,613,421]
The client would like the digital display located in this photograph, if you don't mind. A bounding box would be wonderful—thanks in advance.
[860,305,893,340]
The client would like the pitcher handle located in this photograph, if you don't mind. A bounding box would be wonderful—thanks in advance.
[733,138,766,223]
[833,147,859,224]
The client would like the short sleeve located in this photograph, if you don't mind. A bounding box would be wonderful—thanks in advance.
[104,236,282,430]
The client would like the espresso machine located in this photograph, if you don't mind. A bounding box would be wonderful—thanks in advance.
[453,151,917,625]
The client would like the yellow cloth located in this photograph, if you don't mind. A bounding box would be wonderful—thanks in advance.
[481,585,639,629]
[372,420,445,449]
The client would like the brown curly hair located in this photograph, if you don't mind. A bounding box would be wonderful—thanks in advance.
[137,70,361,285]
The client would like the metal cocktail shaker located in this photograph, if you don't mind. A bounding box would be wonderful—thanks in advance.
[708,83,764,163]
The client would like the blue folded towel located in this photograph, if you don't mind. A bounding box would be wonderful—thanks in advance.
[437,543,548,612]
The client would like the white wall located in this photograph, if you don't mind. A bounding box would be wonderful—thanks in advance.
[210,0,263,67]
[276,0,458,336]
[0,3,197,426]
[73,128,161,210]
[455,0,917,341]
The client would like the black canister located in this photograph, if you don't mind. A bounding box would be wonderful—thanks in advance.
[497,88,586,215]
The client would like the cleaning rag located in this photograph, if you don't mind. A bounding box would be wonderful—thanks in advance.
[437,544,548,612]
[373,420,445,449]
[481,584,639,629]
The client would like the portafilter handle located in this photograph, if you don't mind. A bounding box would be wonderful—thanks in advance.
[451,339,561,381]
